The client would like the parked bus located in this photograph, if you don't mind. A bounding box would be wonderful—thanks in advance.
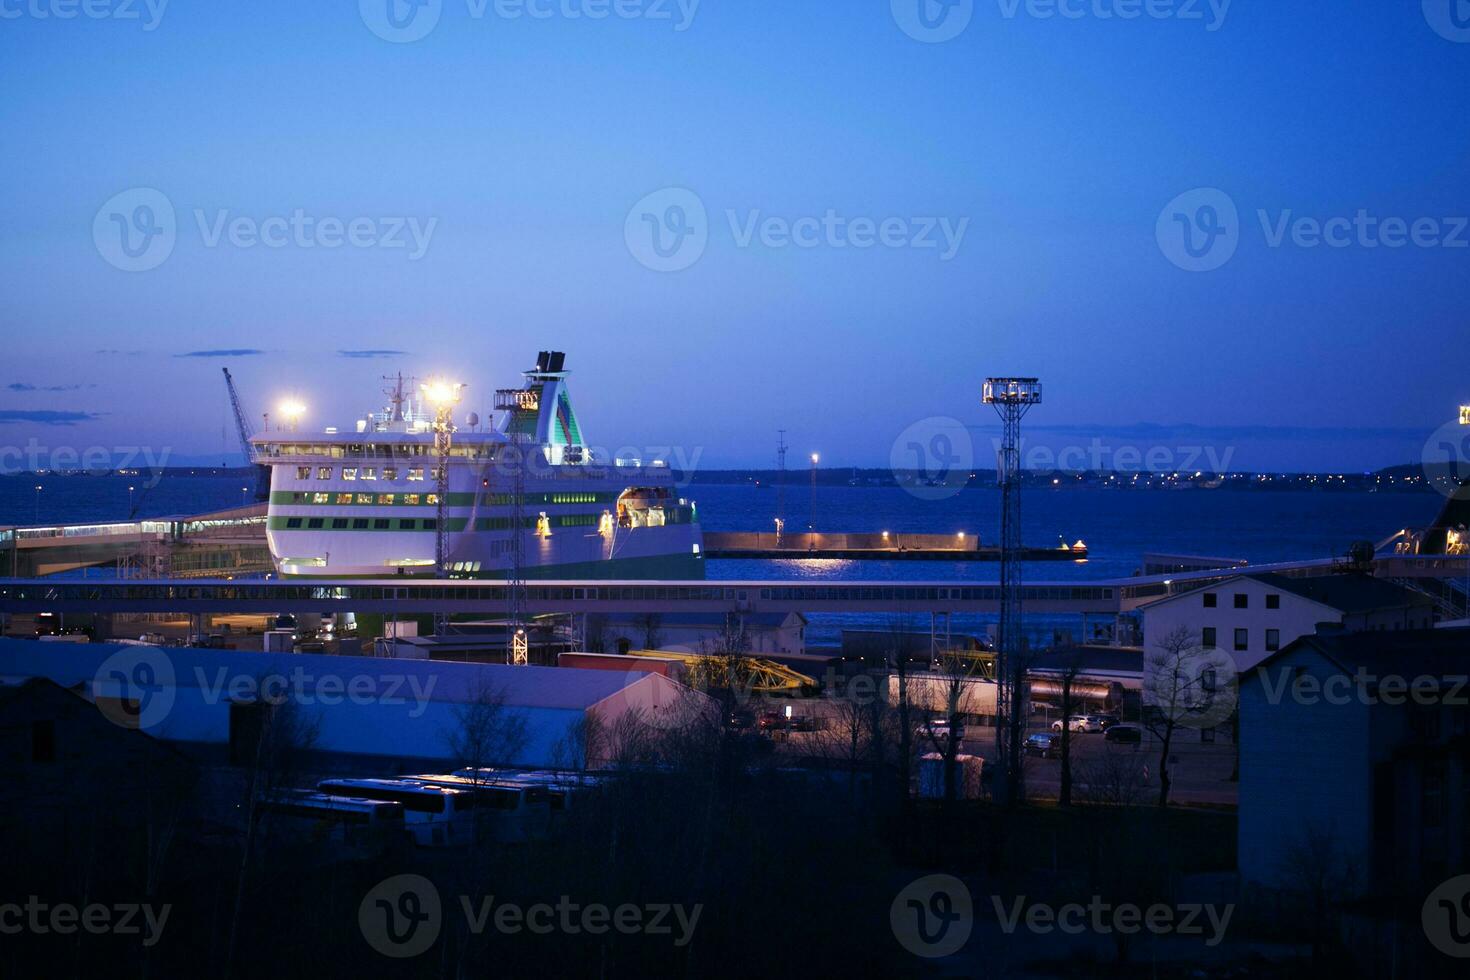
[260,790,405,850]
[316,778,475,848]
[406,773,553,841]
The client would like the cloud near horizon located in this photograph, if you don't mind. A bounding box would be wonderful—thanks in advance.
[175,349,267,359]
[0,410,102,426]
[337,349,409,359]
[7,383,95,392]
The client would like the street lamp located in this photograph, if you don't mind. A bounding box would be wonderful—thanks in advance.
[420,379,465,583]
[128,485,135,516]
[33,484,42,523]
[278,399,307,433]
[808,452,819,549]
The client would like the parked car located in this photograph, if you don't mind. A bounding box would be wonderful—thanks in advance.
[1024,733,1058,758]
[1104,723,1143,745]
[1096,713,1121,730]
[1051,714,1105,734]
[757,710,789,732]
[726,708,756,730]
[916,717,965,742]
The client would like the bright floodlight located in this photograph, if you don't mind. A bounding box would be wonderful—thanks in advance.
[278,399,307,420]
[1461,404,1469,426]
[810,452,820,465]
[421,380,464,407]
[983,377,1043,405]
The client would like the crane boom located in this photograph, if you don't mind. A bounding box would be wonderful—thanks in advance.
[222,367,256,464]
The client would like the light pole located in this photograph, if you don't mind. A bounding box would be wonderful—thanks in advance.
[33,484,41,523]
[278,399,306,434]
[808,452,819,550]
[240,486,248,508]
[128,485,135,517]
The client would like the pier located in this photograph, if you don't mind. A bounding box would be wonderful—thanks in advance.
[701,531,1087,561]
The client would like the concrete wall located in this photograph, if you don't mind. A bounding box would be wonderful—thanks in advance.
[1238,647,1374,891]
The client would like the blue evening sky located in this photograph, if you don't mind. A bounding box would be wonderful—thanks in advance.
[0,1,1466,471]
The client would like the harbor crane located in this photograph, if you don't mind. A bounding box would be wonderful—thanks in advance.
[222,367,271,503]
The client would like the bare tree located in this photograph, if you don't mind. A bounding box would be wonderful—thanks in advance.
[1141,625,1236,808]
[636,611,664,651]
[1054,649,1086,808]
[1280,822,1357,967]
[223,690,321,980]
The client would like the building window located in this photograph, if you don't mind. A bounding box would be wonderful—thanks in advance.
[1203,593,1217,608]
[1233,593,1248,609]
[1202,627,1217,648]
[296,465,312,480]
[1266,629,1280,652]
[1234,628,1248,651]
[316,467,333,480]
[31,720,55,763]
[1266,593,1280,610]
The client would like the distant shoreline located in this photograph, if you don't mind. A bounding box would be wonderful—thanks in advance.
[0,465,1442,493]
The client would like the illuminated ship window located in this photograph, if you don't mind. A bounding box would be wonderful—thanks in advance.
[336,494,353,505]
[408,468,425,482]
[404,494,421,506]
[316,467,333,480]
[378,494,394,505]
[313,493,330,504]
[296,466,311,480]
[343,468,358,481]
[383,467,398,481]
[361,467,377,480]
[426,494,439,506]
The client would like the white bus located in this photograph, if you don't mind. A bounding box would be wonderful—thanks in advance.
[316,778,476,848]
[261,790,406,848]
[406,773,554,841]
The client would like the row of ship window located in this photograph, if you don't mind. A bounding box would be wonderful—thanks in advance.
[297,465,432,482]
[275,514,602,531]
[279,492,622,507]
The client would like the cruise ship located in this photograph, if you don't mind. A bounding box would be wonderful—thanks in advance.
[250,352,704,579]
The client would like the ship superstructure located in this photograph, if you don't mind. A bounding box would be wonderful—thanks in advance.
[251,352,703,579]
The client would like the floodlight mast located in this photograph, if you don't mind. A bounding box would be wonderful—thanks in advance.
[983,377,1042,806]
